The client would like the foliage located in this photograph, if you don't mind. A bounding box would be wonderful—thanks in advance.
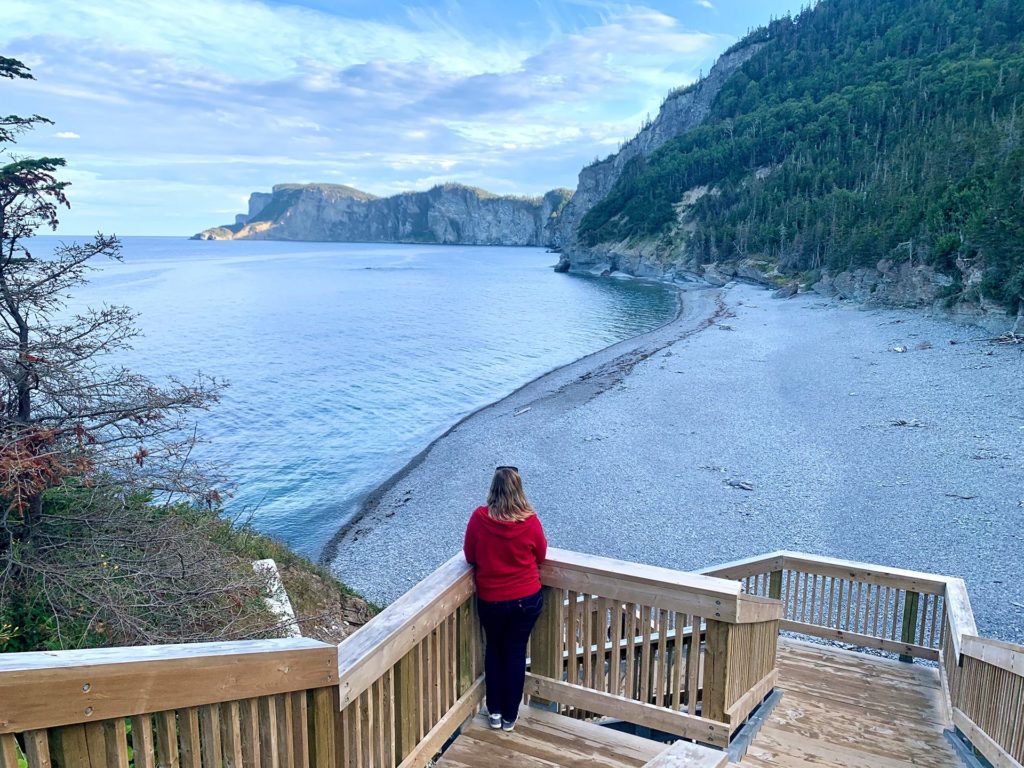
[0,58,354,650]
[577,0,1024,310]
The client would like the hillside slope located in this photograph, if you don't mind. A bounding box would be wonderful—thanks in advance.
[561,0,1024,321]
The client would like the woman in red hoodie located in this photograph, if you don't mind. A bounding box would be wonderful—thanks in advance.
[463,466,547,732]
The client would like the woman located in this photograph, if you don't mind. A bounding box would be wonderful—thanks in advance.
[463,466,547,732]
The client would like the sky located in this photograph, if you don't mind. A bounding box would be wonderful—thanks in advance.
[3,0,798,235]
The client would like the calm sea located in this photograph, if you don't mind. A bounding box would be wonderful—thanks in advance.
[36,236,676,557]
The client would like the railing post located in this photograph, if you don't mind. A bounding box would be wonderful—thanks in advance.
[703,619,732,723]
[900,591,920,663]
[768,570,783,600]
[394,647,420,760]
[529,586,562,711]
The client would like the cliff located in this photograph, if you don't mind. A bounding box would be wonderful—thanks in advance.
[557,0,1024,327]
[195,183,573,246]
[549,42,764,254]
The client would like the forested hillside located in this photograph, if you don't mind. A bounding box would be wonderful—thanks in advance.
[577,0,1024,310]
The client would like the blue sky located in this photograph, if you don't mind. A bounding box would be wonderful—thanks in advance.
[3,0,798,235]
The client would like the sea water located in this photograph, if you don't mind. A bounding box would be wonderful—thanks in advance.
[35,237,677,556]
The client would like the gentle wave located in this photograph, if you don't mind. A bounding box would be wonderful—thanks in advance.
[37,236,677,556]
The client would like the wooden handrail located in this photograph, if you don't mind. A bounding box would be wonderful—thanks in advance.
[543,547,782,624]
[336,552,474,708]
[0,637,337,734]
[702,550,950,594]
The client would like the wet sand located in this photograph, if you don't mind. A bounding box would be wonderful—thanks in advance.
[328,283,1024,643]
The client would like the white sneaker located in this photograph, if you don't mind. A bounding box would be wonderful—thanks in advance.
[501,718,516,732]
[488,713,502,730]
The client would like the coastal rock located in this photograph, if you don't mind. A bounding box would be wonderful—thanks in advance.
[551,41,766,260]
[194,183,573,247]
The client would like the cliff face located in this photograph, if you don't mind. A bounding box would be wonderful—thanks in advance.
[549,43,764,255]
[195,183,573,247]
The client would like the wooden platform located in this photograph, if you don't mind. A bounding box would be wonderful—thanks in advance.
[438,638,966,768]
[732,638,962,768]
[437,706,700,768]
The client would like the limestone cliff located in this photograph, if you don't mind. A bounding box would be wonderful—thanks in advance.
[194,183,572,246]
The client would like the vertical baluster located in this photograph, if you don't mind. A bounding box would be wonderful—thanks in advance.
[783,570,793,620]
[582,594,594,690]
[568,590,580,686]
[310,689,335,768]
[655,608,669,707]
[610,600,623,697]
[155,710,181,768]
[238,699,261,768]
[624,602,637,701]
[23,730,53,768]
[639,605,653,705]
[687,617,702,716]
[257,698,280,768]
[671,613,685,711]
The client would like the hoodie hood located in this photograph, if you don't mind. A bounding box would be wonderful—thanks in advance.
[473,505,537,539]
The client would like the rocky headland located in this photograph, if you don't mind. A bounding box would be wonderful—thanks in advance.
[194,182,572,246]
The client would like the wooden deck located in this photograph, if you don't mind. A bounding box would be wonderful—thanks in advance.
[733,638,962,767]
[439,638,964,768]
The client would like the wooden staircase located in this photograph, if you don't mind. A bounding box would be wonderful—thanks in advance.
[437,706,727,768]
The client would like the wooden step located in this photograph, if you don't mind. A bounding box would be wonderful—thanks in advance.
[643,739,730,767]
[437,705,667,768]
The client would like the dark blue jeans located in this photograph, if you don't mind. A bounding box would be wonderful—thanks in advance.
[477,589,544,722]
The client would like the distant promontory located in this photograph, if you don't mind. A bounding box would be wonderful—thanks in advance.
[193,182,573,246]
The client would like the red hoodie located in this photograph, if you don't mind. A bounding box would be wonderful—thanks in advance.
[463,505,547,601]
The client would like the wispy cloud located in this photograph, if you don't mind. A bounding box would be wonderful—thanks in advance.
[0,0,771,234]
[696,0,716,9]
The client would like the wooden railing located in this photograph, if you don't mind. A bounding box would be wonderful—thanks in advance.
[334,552,482,768]
[702,551,948,661]
[525,548,783,747]
[0,637,341,767]
[704,550,1024,768]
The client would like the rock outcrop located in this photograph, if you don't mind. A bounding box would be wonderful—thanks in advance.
[194,183,573,247]
[550,42,765,259]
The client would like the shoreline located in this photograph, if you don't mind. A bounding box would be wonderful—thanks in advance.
[327,280,1024,644]
[319,279,707,566]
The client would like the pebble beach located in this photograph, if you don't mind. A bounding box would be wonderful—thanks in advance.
[327,283,1024,643]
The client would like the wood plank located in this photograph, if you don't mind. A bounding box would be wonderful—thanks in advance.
[778,620,939,661]
[221,701,244,768]
[239,699,261,768]
[177,709,202,768]
[257,697,280,768]
[337,554,474,708]
[0,639,337,734]
[953,708,1021,768]
[961,635,1024,677]
[23,730,52,768]
[132,715,157,768]
[155,710,181,768]
[643,740,728,768]
[725,670,778,725]
[397,675,484,768]
[774,552,949,594]
[439,705,665,768]
[310,689,335,768]
[198,706,222,768]
[541,549,745,622]
[523,673,729,747]
[731,638,963,768]
[0,734,19,768]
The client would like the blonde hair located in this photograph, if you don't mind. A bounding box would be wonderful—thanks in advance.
[487,467,535,522]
